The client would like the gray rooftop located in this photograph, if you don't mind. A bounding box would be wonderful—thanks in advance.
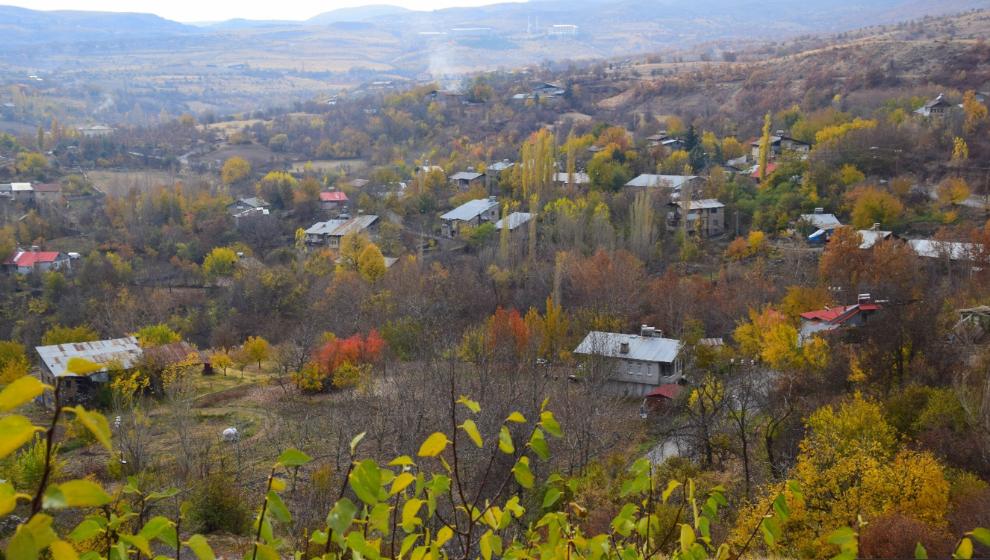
[441,198,499,221]
[450,171,484,181]
[681,199,724,210]
[495,212,533,231]
[800,213,841,229]
[306,215,379,237]
[553,172,590,184]
[573,331,681,364]
[625,174,698,189]
[36,336,143,379]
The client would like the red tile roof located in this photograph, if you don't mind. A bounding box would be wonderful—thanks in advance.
[645,384,683,400]
[751,162,778,179]
[800,303,882,324]
[320,191,348,202]
[32,183,61,193]
[5,250,62,267]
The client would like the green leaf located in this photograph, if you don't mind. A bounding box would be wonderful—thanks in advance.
[369,502,391,536]
[8,514,57,560]
[349,432,366,455]
[529,428,549,460]
[66,407,111,452]
[0,414,42,459]
[348,459,383,505]
[827,527,857,546]
[542,487,562,509]
[266,491,291,524]
[69,519,103,542]
[417,432,448,457]
[139,516,174,542]
[955,538,974,560]
[456,396,481,413]
[326,498,358,541]
[512,456,534,489]
[540,410,562,437]
[968,528,990,547]
[120,534,152,557]
[498,426,514,454]
[0,375,48,412]
[185,535,214,560]
[915,542,929,559]
[506,411,526,423]
[460,419,483,448]
[276,448,311,467]
[253,543,280,560]
[44,480,111,509]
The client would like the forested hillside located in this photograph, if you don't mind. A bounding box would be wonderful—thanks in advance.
[1,6,990,560]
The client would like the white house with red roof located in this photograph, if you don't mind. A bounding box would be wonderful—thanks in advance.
[798,295,882,344]
[319,190,349,212]
[3,248,72,275]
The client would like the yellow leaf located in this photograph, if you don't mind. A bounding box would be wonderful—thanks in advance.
[506,412,526,423]
[460,419,483,448]
[66,407,111,452]
[45,480,111,508]
[0,376,49,412]
[0,415,42,460]
[50,540,79,560]
[435,526,454,547]
[390,472,415,495]
[417,432,448,457]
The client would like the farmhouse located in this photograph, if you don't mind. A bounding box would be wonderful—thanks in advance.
[3,248,72,275]
[553,171,590,186]
[799,295,882,344]
[915,93,953,117]
[749,133,811,161]
[666,199,726,237]
[319,190,349,212]
[227,197,270,216]
[624,174,701,192]
[36,337,144,406]
[495,212,533,236]
[450,171,485,190]
[573,326,684,398]
[440,197,499,238]
[304,214,380,248]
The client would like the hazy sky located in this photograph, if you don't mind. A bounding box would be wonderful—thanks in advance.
[6,0,523,22]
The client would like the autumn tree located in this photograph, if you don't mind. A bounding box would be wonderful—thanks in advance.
[847,186,904,229]
[202,247,239,280]
[256,171,298,209]
[0,341,29,383]
[210,350,233,376]
[819,226,866,293]
[963,90,988,135]
[243,336,271,372]
[937,177,971,207]
[518,128,555,201]
[337,231,370,271]
[628,189,656,261]
[135,324,181,347]
[41,324,99,345]
[757,112,772,182]
[221,156,251,185]
[733,307,829,371]
[357,243,387,283]
[952,137,969,164]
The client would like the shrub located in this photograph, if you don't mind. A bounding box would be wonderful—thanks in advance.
[859,513,953,559]
[188,472,251,534]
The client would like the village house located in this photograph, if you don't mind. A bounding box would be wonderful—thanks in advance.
[487,160,515,192]
[319,190,349,212]
[625,174,702,193]
[666,199,726,237]
[3,247,72,275]
[495,211,533,238]
[553,171,590,186]
[227,197,270,216]
[0,182,35,202]
[749,132,811,161]
[512,82,566,101]
[908,238,983,263]
[915,93,953,117]
[304,214,380,248]
[857,226,896,249]
[799,295,882,344]
[450,171,486,190]
[36,337,144,406]
[32,183,62,205]
[440,197,500,238]
[573,326,684,398]
[77,124,114,138]
[800,209,842,244]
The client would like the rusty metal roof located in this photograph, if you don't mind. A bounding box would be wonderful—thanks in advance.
[36,336,143,378]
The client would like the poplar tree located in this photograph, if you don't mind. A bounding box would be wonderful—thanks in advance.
[757,112,772,183]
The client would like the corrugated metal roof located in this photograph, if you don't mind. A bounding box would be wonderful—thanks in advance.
[450,171,484,181]
[553,172,590,184]
[36,337,143,378]
[682,199,724,210]
[495,212,533,231]
[625,174,698,189]
[800,213,841,229]
[909,239,981,261]
[573,331,681,364]
[858,230,892,249]
[305,215,378,237]
[441,198,498,221]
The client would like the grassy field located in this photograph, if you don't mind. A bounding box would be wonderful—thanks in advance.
[87,170,201,196]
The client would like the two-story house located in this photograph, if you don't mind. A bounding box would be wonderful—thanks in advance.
[573,326,684,398]
[667,199,725,238]
[440,197,500,238]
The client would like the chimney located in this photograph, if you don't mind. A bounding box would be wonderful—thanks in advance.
[814,207,824,214]
[30,245,39,252]
[872,223,880,231]
[640,324,654,337]
[489,195,498,203]
[619,342,630,354]
[858,293,871,304]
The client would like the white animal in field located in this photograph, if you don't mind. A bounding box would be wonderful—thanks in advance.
[222,427,240,442]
